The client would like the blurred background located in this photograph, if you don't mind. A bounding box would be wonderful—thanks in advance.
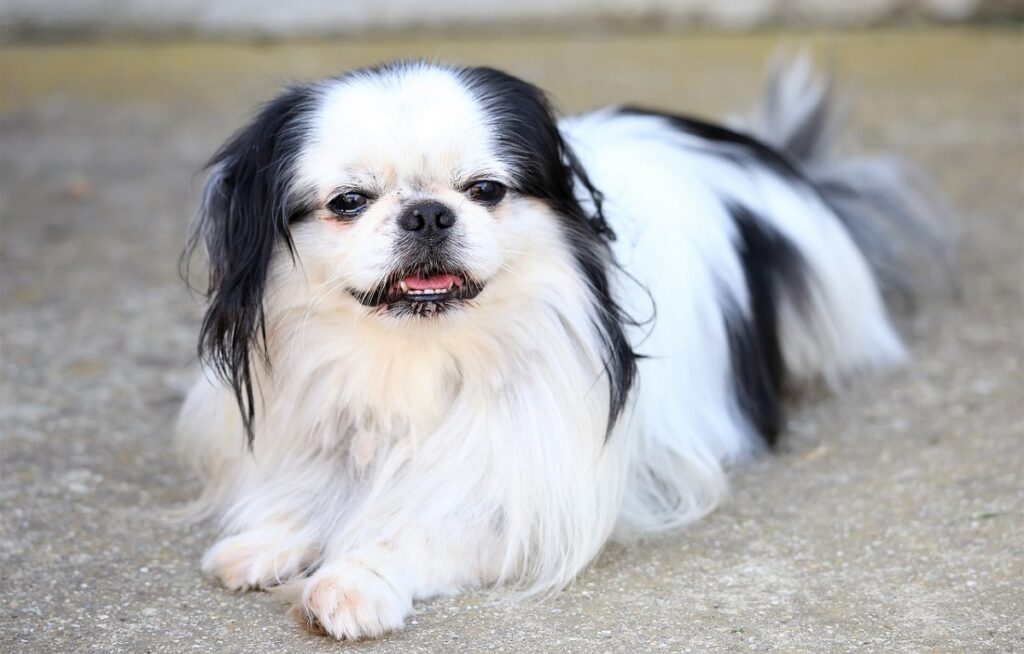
[2,0,1022,37]
[1,3,1022,654]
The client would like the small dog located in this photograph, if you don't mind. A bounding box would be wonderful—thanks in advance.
[177,56,941,639]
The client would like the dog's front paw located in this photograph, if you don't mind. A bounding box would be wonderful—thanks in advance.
[202,532,318,591]
[297,559,412,640]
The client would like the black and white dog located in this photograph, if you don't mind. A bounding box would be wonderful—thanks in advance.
[178,55,941,639]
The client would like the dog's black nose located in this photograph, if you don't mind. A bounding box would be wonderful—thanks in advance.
[398,201,456,241]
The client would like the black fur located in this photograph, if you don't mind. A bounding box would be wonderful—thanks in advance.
[618,105,806,183]
[458,66,638,436]
[724,203,809,445]
[183,84,319,447]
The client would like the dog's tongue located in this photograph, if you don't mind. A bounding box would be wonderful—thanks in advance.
[403,273,460,291]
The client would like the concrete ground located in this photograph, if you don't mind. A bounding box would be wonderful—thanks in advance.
[0,29,1021,653]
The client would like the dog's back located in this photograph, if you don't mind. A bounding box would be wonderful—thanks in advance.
[562,54,947,532]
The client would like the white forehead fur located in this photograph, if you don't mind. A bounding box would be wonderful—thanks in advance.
[298,64,509,199]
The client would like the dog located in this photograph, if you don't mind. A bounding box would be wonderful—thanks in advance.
[177,55,943,639]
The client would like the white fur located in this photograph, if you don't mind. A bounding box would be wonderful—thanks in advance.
[561,108,904,533]
[178,61,907,639]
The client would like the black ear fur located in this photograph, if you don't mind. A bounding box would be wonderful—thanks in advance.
[457,66,639,436]
[183,84,319,447]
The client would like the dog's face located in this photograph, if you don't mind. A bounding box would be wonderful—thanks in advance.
[291,65,521,318]
[188,61,634,439]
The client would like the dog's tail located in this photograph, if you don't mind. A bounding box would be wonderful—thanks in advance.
[738,51,956,300]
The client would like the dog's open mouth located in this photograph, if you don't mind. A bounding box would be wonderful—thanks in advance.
[350,269,484,315]
[392,272,465,301]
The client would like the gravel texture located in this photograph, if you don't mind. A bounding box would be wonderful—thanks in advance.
[1,29,1021,653]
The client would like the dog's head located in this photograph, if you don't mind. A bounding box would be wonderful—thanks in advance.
[186,61,634,440]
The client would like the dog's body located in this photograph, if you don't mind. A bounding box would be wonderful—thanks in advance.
[178,58,937,639]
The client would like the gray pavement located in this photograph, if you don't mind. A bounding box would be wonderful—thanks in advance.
[1,29,1021,653]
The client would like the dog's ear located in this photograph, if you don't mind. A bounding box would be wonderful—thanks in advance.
[183,84,318,446]
[458,66,637,435]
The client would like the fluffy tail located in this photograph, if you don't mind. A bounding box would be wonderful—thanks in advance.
[740,51,956,300]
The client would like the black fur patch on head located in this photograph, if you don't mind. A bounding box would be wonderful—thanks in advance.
[618,105,806,183]
[458,65,638,436]
[723,203,809,445]
[182,84,319,447]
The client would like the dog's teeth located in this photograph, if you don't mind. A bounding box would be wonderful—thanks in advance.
[401,284,455,298]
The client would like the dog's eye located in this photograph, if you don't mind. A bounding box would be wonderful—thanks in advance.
[466,180,506,205]
[327,192,370,218]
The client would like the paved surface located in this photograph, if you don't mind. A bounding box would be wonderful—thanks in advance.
[1,29,1021,653]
